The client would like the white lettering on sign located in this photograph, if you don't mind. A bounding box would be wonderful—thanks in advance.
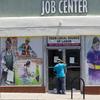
[41,0,88,15]
[41,0,56,15]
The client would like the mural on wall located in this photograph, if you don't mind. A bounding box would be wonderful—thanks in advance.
[0,37,17,85]
[18,38,37,57]
[0,37,43,86]
[86,36,100,85]
[15,59,42,85]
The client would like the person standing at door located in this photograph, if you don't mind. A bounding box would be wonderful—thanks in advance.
[54,58,67,94]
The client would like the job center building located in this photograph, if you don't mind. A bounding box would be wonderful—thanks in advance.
[0,0,100,94]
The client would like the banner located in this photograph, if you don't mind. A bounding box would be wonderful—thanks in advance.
[15,59,42,85]
[47,36,80,46]
[85,36,100,85]
[0,37,43,86]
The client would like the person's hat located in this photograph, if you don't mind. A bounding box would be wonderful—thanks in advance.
[24,61,30,66]
[57,59,63,63]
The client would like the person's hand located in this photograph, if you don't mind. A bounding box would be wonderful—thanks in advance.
[88,63,95,69]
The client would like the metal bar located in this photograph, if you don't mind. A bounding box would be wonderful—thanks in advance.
[71,77,85,99]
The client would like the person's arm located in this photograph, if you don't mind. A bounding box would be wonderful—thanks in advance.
[87,51,95,69]
[1,51,8,71]
[18,44,24,51]
[28,45,37,57]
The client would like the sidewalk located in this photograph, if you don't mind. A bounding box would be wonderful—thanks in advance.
[0,91,100,100]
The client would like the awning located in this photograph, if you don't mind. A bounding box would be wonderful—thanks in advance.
[0,16,100,37]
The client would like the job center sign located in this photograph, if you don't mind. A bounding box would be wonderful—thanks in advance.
[41,0,88,15]
[0,0,100,17]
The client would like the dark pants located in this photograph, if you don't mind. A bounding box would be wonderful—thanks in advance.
[0,71,7,84]
[57,77,65,94]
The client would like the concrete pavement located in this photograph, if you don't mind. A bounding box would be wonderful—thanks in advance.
[0,91,100,100]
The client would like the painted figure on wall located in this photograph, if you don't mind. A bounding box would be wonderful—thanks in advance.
[87,36,100,85]
[18,39,37,57]
[24,60,34,78]
[15,59,42,85]
[0,38,15,85]
[15,37,43,85]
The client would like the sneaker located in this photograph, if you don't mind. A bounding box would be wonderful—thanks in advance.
[62,92,66,94]
[5,81,11,85]
[57,92,61,94]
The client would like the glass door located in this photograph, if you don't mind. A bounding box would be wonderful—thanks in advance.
[65,49,80,90]
[48,49,63,90]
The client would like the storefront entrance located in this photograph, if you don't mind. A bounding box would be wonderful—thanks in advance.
[66,49,80,90]
[48,49,63,90]
[48,49,80,90]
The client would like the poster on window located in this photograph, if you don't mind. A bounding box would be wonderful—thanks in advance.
[0,37,17,85]
[15,59,42,85]
[85,36,100,85]
[0,37,43,86]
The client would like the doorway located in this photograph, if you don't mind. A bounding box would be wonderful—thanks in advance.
[47,49,80,90]
[48,49,63,90]
[66,49,80,90]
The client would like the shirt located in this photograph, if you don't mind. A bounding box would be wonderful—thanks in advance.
[87,49,100,65]
[54,63,67,78]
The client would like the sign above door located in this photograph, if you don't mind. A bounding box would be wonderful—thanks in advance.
[47,36,80,46]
